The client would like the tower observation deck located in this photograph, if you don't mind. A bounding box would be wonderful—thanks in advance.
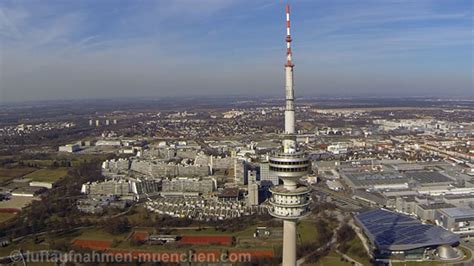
[268,4,312,266]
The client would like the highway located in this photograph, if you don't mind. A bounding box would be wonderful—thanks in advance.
[310,185,372,210]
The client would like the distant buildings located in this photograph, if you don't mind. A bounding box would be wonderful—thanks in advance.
[81,178,160,201]
[327,142,349,155]
[326,180,343,191]
[103,157,210,178]
[77,195,130,214]
[58,143,81,153]
[162,177,216,195]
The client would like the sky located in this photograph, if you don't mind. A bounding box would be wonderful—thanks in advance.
[0,0,472,102]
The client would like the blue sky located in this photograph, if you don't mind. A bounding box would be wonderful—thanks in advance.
[0,0,472,102]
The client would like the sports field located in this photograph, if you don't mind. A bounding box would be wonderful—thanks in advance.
[24,168,68,183]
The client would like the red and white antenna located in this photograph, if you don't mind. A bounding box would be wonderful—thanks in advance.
[285,4,294,67]
[283,3,295,135]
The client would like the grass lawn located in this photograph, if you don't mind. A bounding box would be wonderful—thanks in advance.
[172,228,232,236]
[297,220,318,244]
[24,168,68,183]
[21,160,56,168]
[343,235,371,265]
[75,228,129,242]
[0,167,37,183]
[310,251,352,266]
[172,224,261,238]
[234,224,266,238]
[0,239,49,257]
[0,212,16,223]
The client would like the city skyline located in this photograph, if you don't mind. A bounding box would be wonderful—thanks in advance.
[1,0,472,102]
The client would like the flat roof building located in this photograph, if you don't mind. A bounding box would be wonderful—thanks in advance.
[341,171,409,189]
[436,207,474,236]
[405,171,454,187]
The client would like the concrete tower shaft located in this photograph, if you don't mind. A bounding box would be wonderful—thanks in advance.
[268,4,311,266]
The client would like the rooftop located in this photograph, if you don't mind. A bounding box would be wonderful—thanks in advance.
[355,208,459,251]
[418,203,455,210]
[405,171,453,184]
[342,171,409,188]
[439,207,474,218]
[218,187,240,198]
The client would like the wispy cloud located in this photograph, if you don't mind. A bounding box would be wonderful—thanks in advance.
[0,6,27,39]
[0,0,471,102]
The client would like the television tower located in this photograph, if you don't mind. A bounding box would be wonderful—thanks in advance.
[268,4,311,266]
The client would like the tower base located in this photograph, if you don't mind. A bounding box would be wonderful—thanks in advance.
[283,220,297,266]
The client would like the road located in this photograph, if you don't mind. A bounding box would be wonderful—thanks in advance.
[311,185,370,209]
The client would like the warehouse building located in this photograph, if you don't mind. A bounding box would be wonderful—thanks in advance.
[58,143,80,153]
[435,207,474,236]
[341,171,409,190]
[405,171,455,187]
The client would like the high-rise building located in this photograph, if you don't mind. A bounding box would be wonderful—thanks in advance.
[247,182,259,206]
[260,161,279,185]
[234,158,249,185]
[268,4,311,266]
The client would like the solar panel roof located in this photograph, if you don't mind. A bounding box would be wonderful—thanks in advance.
[405,171,453,184]
[355,209,460,251]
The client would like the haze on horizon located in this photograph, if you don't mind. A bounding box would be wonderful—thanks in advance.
[0,0,472,103]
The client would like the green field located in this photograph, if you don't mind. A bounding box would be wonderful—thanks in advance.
[0,239,49,257]
[0,167,37,182]
[343,236,372,265]
[0,212,16,223]
[173,228,232,236]
[21,160,56,168]
[172,224,270,239]
[311,251,353,266]
[75,228,129,242]
[24,168,68,183]
[298,220,319,244]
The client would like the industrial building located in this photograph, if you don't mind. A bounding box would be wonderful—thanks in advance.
[435,207,474,236]
[58,143,80,153]
[405,171,455,187]
[415,202,455,222]
[341,171,409,190]
[355,208,461,261]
